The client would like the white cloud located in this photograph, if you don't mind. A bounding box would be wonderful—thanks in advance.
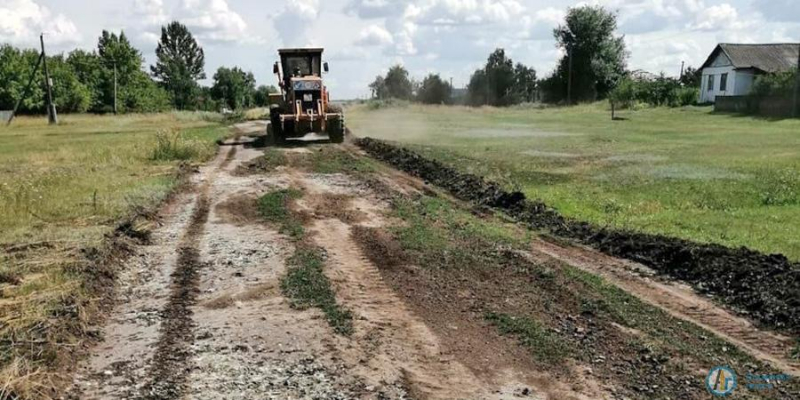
[177,0,248,43]
[355,25,393,46]
[692,3,747,32]
[273,0,319,47]
[752,0,800,23]
[0,0,81,46]
[345,0,406,19]
[132,0,167,26]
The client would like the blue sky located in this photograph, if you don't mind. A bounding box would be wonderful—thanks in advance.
[1,0,797,98]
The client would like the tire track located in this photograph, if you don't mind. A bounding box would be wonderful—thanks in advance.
[136,148,226,400]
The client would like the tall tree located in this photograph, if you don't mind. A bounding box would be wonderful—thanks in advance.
[151,21,205,110]
[417,74,452,104]
[485,49,516,106]
[369,76,387,99]
[211,66,257,110]
[383,65,413,100]
[95,31,143,111]
[466,48,537,106]
[550,5,627,102]
[254,85,278,107]
[513,63,537,103]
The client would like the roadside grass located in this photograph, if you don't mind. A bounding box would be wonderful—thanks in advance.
[280,246,354,336]
[348,103,800,260]
[306,146,377,174]
[257,188,305,239]
[485,312,569,364]
[0,112,226,397]
[380,191,799,397]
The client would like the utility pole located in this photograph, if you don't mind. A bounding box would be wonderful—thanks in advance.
[113,62,118,115]
[680,61,685,82]
[567,45,573,105]
[40,33,57,125]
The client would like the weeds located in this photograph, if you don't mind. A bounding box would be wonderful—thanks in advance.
[150,128,213,161]
[485,312,569,364]
[257,189,305,239]
[280,246,353,335]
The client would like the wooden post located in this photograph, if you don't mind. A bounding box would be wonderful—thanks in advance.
[40,33,57,125]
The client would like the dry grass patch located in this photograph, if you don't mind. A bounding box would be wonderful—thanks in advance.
[0,112,226,398]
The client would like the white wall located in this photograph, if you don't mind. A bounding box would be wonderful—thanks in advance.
[700,65,735,103]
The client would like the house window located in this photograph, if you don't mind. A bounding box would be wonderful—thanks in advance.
[720,73,728,91]
[707,75,714,91]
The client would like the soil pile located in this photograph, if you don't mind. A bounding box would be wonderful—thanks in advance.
[355,137,800,334]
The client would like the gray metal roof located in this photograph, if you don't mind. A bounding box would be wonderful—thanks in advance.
[701,43,799,73]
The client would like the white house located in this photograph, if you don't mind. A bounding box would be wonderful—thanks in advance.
[699,43,799,103]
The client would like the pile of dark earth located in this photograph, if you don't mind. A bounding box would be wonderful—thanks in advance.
[355,137,800,335]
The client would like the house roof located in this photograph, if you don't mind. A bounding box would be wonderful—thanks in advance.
[701,43,799,73]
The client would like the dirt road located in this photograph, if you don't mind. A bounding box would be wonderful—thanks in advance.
[68,122,798,399]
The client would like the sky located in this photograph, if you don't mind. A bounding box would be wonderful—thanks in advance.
[0,0,797,99]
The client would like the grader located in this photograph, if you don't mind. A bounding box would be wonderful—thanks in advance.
[269,48,345,144]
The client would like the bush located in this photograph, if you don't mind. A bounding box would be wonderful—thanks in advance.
[752,69,797,98]
[610,74,696,109]
[366,98,410,110]
[676,87,698,107]
[149,128,209,161]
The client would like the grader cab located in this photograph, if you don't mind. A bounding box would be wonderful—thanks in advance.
[269,48,345,144]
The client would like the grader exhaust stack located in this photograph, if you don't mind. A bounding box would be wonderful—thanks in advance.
[269,48,345,144]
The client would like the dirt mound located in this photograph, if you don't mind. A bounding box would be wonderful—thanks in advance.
[356,137,800,334]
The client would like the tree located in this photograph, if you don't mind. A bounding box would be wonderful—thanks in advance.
[549,5,627,103]
[254,85,278,107]
[211,66,256,110]
[369,76,387,99]
[466,69,489,106]
[485,49,516,106]
[513,63,537,103]
[466,49,537,106]
[383,65,413,100]
[151,21,205,110]
[0,45,91,114]
[67,49,103,109]
[417,74,452,104]
[680,66,702,87]
[96,30,144,111]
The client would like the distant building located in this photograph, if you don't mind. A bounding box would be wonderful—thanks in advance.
[699,43,800,103]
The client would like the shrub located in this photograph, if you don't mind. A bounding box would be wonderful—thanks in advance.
[610,74,696,108]
[676,87,698,106]
[752,69,797,98]
[149,128,208,161]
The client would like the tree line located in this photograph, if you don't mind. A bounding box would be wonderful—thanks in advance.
[0,21,276,115]
[368,5,707,108]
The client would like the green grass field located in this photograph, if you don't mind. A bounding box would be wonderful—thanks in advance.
[0,112,226,393]
[348,103,800,260]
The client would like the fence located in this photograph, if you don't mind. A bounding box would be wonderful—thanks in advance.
[715,95,797,118]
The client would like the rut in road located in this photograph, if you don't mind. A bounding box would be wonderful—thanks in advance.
[137,178,211,399]
[70,124,799,400]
